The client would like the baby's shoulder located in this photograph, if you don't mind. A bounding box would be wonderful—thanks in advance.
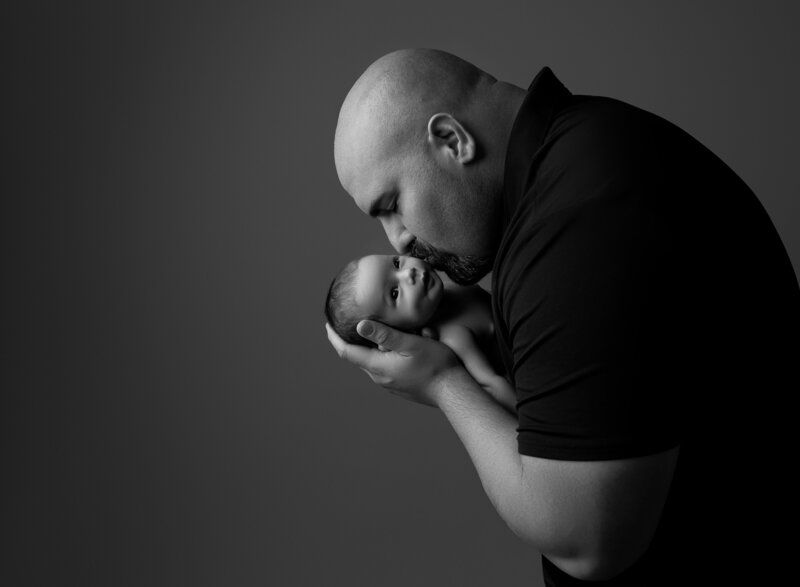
[443,282,491,304]
[435,321,475,353]
[437,284,493,337]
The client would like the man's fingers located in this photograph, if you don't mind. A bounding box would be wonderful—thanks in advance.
[328,321,425,386]
[326,323,369,367]
[326,323,348,356]
[361,367,390,387]
[326,322,386,373]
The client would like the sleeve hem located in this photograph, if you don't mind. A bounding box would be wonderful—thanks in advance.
[517,437,680,461]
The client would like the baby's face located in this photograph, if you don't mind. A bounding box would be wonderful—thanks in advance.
[353,254,444,330]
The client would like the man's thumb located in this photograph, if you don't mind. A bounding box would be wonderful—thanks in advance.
[357,320,391,348]
[357,320,375,338]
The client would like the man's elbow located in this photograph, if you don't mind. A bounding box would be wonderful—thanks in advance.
[501,513,614,580]
[505,517,652,582]
[540,534,654,582]
[500,450,675,581]
[545,553,637,582]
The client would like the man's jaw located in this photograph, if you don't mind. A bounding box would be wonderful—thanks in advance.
[409,238,492,286]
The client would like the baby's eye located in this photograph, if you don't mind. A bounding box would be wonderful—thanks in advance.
[391,287,399,300]
[392,256,400,269]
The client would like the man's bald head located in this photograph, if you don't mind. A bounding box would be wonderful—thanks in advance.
[334,49,494,189]
[333,49,525,284]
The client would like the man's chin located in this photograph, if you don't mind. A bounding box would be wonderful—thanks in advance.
[409,240,491,286]
[414,252,492,285]
[440,262,490,286]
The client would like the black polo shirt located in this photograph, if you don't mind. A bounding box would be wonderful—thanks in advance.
[492,68,800,585]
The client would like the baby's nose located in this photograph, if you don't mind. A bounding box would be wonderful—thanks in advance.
[403,267,417,283]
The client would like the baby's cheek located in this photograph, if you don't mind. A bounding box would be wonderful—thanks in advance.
[397,306,425,331]
[414,303,437,328]
[407,314,427,330]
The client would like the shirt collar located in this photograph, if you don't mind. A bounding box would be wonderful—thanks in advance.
[501,67,572,225]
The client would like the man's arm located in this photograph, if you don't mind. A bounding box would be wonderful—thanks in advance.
[435,367,678,581]
[327,320,678,582]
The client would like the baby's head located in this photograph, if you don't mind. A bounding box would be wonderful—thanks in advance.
[325,254,444,348]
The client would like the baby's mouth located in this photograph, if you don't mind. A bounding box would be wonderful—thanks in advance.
[421,270,430,291]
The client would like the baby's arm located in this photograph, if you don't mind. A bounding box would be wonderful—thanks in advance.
[437,324,517,414]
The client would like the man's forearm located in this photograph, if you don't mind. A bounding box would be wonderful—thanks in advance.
[433,369,574,562]
[434,367,529,535]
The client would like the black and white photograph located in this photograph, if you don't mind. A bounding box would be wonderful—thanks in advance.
[10,2,800,586]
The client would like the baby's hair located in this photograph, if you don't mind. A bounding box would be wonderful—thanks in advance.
[324,258,380,349]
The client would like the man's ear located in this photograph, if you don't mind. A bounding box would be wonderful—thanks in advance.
[426,113,476,164]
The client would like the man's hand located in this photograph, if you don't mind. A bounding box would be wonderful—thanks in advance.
[326,320,462,407]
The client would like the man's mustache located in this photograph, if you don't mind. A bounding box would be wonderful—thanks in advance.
[409,238,492,286]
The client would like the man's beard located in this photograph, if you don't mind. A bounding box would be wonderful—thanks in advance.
[410,238,492,286]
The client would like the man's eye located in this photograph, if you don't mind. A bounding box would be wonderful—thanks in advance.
[391,287,399,300]
[392,256,400,268]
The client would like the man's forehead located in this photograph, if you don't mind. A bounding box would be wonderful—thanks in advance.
[335,90,379,183]
[335,91,403,209]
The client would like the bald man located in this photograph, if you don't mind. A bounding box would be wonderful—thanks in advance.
[327,49,799,586]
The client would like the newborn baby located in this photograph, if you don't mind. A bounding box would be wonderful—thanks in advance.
[325,254,515,411]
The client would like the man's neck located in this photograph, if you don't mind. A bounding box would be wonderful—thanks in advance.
[476,80,527,199]
[491,81,527,152]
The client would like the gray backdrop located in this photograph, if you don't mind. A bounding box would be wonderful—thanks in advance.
[11,1,799,586]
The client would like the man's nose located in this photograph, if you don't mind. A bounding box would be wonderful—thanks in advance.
[380,216,413,254]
